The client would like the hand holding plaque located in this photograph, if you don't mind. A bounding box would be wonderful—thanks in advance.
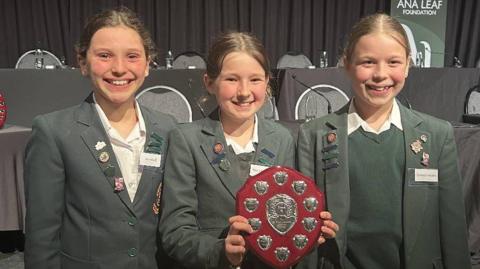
[236,166,325,269]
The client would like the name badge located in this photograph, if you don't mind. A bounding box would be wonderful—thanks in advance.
[140,152,161,167]
[414,168,438,182]
[250,164,270,176]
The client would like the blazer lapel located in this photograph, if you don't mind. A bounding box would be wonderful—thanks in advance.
[76,95,135,214]
[321,107,350,255]
[400,105,432,257]
[252,119,278,167]
[199,117,241,199]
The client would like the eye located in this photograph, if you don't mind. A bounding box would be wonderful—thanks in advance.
[127,53,141,61]
[389,59,404,66]
[250,77,264,83]
[97,52,111,60]
[225,77,237,82]
[361,60,374,66]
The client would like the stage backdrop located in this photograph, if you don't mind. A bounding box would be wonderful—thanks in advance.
[0,0,478,68]
[391,0,448,67]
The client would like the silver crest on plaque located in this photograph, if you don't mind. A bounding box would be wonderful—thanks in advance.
[249,218,262,232]
[293,234,308,249]
[244,198,259,212]
[266,194,297,235]
[273,171,288,186]
[303,197,318,212]
[274,247,290,262]
[254,181,269,195]
[302,217,317,232]
[257,235,272,250]
[292,180,306,195]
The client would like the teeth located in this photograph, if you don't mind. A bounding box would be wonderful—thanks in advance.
[111,80,128,86]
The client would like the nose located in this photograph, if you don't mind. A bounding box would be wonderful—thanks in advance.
[111,57,126,75]
[237,80,250,97]
[373,63,387,81]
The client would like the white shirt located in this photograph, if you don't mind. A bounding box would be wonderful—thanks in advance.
[347,98,403,135]
[225,114,259,155]
[94,94,146,202]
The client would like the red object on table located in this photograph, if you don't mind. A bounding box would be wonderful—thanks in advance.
[0,93,7,129]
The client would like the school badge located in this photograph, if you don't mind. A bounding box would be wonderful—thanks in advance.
[236,166,324,269]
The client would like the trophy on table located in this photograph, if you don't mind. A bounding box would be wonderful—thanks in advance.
[236,166,324,269]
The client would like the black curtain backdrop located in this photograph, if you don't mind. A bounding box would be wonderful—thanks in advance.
[0,0,478,69]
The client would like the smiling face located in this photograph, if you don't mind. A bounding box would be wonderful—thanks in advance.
[79,25,149,109]
[205,51,268,126]
[345,33,409,115]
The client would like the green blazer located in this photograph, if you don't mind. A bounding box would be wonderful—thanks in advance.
[297,103,471,269]
[159,114,300,268]
[24,94,176,269]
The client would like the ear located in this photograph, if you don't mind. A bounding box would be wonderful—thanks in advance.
[404,56,410,78]
[145,57,151,77]
[77,54,88,76]
[203,74,215,95]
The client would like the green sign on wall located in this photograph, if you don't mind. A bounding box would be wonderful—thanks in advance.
[391,0,447,67]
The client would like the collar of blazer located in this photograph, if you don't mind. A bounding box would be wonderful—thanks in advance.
[199,111,278,199]
[73,93,160,213]
[320,101,431,258]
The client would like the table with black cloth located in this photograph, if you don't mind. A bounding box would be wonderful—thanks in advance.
[276,67,480,122]
[0,124,30,252]
[0,68,215,128]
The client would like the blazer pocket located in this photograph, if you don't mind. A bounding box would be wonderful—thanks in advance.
[432,257,444,269]
[61,251,99,269]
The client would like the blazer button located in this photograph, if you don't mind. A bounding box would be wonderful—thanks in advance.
[128,247,137,257]
[128,217,137,226]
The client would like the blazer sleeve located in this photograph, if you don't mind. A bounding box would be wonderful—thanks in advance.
[159,127,229,269]
[438,124,472,268]
[24,115,65,269]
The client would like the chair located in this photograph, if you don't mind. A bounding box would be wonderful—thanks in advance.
[463,85,480,124]
[295,84,349,121]
[136,85,193,123]
[15,49,63,69]
[257,96,279,120]
[172,51,206,69]
[276,52,313,69]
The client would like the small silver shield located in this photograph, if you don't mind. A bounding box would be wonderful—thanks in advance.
[303,197,318,212]
[293,234,308,249]
[266,194,297,235]
[244,198,259,212]
[257,235,272,250]
[249,218,261,232]
[254,181,269,195]
[302,217,317,232]
[273,171,288,186]
[274,247,290,262]
[292,180,306,195]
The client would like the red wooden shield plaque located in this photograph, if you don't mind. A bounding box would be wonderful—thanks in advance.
[0,93,6,129]
[236,166,324,269]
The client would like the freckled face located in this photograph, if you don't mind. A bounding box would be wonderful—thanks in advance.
[346,33,409,114]
[206,51,268,124]
[79,26,149,107]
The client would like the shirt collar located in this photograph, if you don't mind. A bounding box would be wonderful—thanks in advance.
[93,93,146,140]
[347,98,403,135]
[225,114,259,154]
